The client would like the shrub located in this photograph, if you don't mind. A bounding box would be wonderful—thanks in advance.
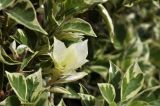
[0,0,160,106]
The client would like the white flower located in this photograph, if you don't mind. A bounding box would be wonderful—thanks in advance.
[50,37,88,76]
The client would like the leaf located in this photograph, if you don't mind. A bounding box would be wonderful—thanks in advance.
[44,0,61,33]
[126,37,143,58]
[108,61,121,81]
[79,93,95,106]
[149,99,160,106]
[121,62,144,102]
[79,83,89,94]
[57,99,66,106]
[63,86,80,99]
[129,101,150,106]
[0,0,14,10]
[35,91,51,106]
[89,65,107,79]
[97,4,114,43]
[20,51,38,71]
[63,0,108,16]
[108,61,121,87]
[53,72,88,84]
[109,102,117,106]
[98,83,116,104]
[6,0,47,34]
[85,0,108,4]
[35,36,50,55]
[61,18,96,37]
[49,86,71,94]
[94,97,106,106]
[0,46,21,65]
[26,70,44,102]
[153,0,160,8]
[150,41,160,67]
[10,29,28,45]
[1,96,21,106]
[6,70,45,104]
[56,32,84,42]
[5,71,28,102]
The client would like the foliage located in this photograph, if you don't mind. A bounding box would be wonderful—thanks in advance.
[0,0,160,106]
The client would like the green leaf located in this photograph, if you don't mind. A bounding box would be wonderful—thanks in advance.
[109,102,117,106]
[79,93,95,106]
[97,4,114,43]
[61,18,96,37]
[0,0,14,10]
[35,36,50,55]
[6,72,28,102]
[0,46,21,65]
[85,0,108,4]
[126,37,143,58]
[1,96,21,106]
[56,32,83,42]
[44,0,61,33]
[108,61,121,81]
[6,0,47,34]
[6,70,45,104]
[79,83,89,94]
[98,83,116,104]
[150,41,160,68]
[94,97,106,106]
[121,62,144,102]
[26,70,44,102]
[153,0,160,8]
[129,101,150,106]
[108,61,121,87]
[35,91,51,106]
[149,99,160,106]
[53,72,88,84]
[89,65,107,79]
[57,99,66,106]
[20,51,38,71]
[49,86,71,94]
[10,29,28,45]
[63,0,108,16]
[63,86,80,99]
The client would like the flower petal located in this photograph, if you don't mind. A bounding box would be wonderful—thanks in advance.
[62,40,88,72]
[69,40,88,59]
[53,37,66,63]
